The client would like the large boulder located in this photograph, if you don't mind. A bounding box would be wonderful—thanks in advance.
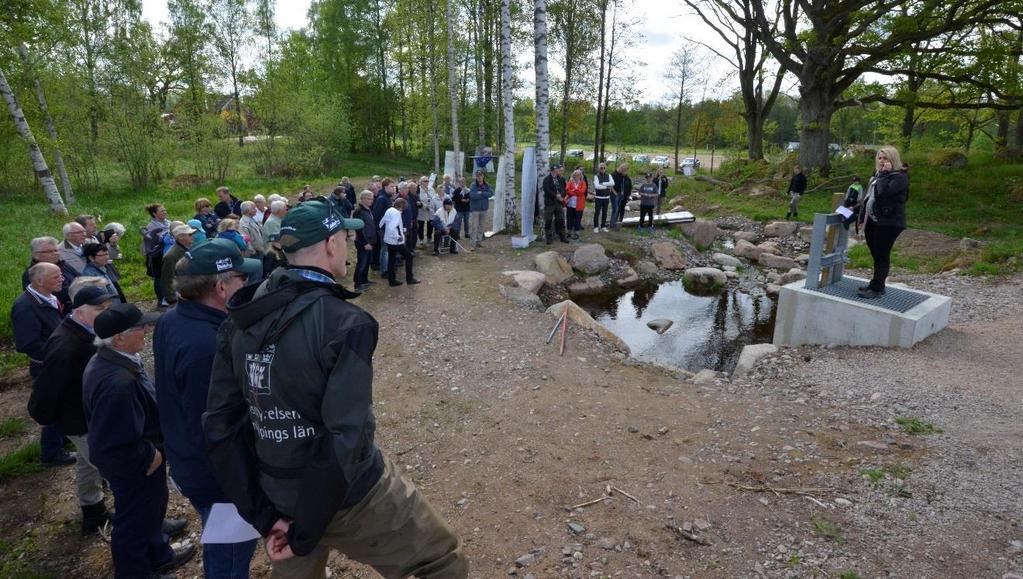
[682,267,727,293]
[616,267,641,287]
[798,226,814,243]
[650,242,687,270]
[501,270,546,294]
[567,276,606,296]
[499,285,544,310]
[757,241,783,255]
[779,268,806,285]
[679,219,719,248]
[712,252,742,268]
[732,343,779,377]
[759,253,798,270]
[732,231,759,242]
[571,243,610,275]
[763,221,799,238]
[545,300,630,354]
[734,239,763,260]
[534,251,574,284]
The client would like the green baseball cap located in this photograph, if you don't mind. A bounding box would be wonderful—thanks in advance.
[278,196,363,252]
[177,238,263,277]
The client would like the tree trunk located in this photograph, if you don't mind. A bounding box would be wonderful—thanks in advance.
[534,0,551,215]
[473,0,486,150]
[0,66,68,215]
[558,4,575,165]
[482,0,494,149]
[673,80,684,169]
[398,54,409,153]
[599,2,618,161]
[591,0,607,172]
[995,111,1009,153]
[374,0,392,153]
[446,0,461,178]
[797,85,837,174]
[428,0,441,174]
[501,0,518,230]
[16,42,75,204]
[1014,108,1023,153]
[232,72,245,147]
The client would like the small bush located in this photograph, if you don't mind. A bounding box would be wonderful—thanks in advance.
[927,149,968,168]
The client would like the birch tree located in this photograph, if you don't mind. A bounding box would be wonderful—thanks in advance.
[0,65,68,215]
[210,0,252,146]
[427,0,441,174]
[500,0,518,230]
[591,0,608,170]
[446,0,461,178]
[534,0,550,215]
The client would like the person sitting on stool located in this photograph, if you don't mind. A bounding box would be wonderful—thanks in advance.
[431,198,461,256]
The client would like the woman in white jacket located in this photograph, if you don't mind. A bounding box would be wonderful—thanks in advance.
[380,197,420,287]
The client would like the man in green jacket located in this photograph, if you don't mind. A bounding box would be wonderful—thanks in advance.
[203,197,466,578]
[159,224,197,305]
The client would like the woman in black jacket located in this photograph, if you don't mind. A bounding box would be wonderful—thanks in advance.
[858,146,909,299]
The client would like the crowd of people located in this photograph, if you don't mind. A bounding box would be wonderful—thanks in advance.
[12,175,476,579]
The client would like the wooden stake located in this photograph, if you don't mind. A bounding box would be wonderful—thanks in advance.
[558,302,569,356]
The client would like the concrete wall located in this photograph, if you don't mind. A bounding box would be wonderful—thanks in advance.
[773,276,951,348]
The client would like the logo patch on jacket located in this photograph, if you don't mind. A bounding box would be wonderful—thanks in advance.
[245,345,275,395]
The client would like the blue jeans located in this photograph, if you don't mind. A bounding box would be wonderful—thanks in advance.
[190,500,258,579]
[379,240,389,275]
[610,194,622,227]
[355,245,372,285]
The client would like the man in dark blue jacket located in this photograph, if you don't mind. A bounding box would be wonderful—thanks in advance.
[12,262,75,467]
[154,238,262,578]
[84,303,195,579]
[370,179,392,275]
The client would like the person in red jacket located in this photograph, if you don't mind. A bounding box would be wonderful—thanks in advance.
[564,168,588,241]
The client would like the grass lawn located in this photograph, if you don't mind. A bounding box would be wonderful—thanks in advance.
[673,153,1023,275]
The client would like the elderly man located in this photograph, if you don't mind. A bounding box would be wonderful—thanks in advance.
[159,223,197,306]
[12,262,76,467]
[84,303,195,578]
[431,198,461,256]
[30,280,113,533]
[214,186,243,219]
[372,180,394,276]
[253,194,270,224]
[238,200,268,258]
[75,214,100,244]
[340,176,356,207]
[542,164,568,244]
[205,198,465,578]
[23,236,76,310]
[154,239,261,578]
[262,199,288,241]
[59,221,89,274]
[353,190,378,292]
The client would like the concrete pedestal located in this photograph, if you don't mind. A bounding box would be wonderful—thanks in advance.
[773,275,951,348]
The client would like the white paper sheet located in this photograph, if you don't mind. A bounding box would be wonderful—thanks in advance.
[835,206,854,218]
[200,503,261,544]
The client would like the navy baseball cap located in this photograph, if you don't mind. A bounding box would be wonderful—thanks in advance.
[72,285,115,309]
[94,303,161,339]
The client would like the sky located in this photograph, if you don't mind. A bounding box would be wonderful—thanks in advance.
[139,0,737,105]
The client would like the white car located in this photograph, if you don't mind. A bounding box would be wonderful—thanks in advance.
[631,154,650,164]
[653,155,670,168]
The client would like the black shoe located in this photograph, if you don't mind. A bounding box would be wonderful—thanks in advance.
[407,278,421,285]
[432,250,440,256]
[365,280,377,285]
[81,502,110,536]
[856,288,885,299]
[162,518,188,539]
[42,450,77,467]
[560,237,569,243]
[156,543,196,574]
[389,280,404,287]
[355,284,369,292]
[858,285,870,291]
[546,239,552,245]
[451,249,458,255]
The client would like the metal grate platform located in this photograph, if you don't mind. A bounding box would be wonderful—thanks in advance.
[807,277,930,313]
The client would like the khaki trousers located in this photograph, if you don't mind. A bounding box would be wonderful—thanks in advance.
[67,434,104,506]
[271,456,467,579]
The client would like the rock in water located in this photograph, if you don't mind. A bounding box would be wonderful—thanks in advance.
[571,243,610,275]
[646,319,674,334]
[650,242,687,270]
[682,267,727,293]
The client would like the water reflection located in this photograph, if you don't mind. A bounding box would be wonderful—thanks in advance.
[573,281,776,373]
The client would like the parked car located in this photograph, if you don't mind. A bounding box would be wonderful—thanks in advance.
[653,155,670,168]
[631,154,650,164]
[567,149,584,158]
[604,153,619,163]
[676,157,701,175]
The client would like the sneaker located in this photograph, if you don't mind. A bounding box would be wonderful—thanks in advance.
[41,450,77,467]
[594,227,600,233]
[601,227,609,232]
[162,518,188,539]
[156,543,197,574]
[407,278,422,285]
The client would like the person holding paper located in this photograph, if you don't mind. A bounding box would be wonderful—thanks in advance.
[857,146,909,299]
[154,239,262,578]
[204,198,466,578]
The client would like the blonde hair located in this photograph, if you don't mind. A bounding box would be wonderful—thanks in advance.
[876,146,902,173]
[218,218,239,232]
[195,197,212,211]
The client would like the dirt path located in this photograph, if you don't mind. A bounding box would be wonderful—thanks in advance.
[0,236,1020,578]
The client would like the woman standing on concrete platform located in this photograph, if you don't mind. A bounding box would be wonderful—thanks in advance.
[857,146,909,299]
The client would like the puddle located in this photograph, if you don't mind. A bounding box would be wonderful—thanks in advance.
[573,281,776,374]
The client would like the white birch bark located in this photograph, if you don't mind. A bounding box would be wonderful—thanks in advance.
[16,42,75,205]
[428,0,441,175]
[446,0,461,179]
[500,0,518,230]
[0,65,68,215]
[533,0,550,216]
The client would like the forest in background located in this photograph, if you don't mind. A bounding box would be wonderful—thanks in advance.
[2,0,1023,209]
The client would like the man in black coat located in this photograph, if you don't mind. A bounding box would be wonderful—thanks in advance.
[214,186,243,219]
[12,262,75,467]
[22,236,76,311]
[84,303,195,579]
[30,284,114,534]
[353,190,379,292]
[542,164,568,244]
